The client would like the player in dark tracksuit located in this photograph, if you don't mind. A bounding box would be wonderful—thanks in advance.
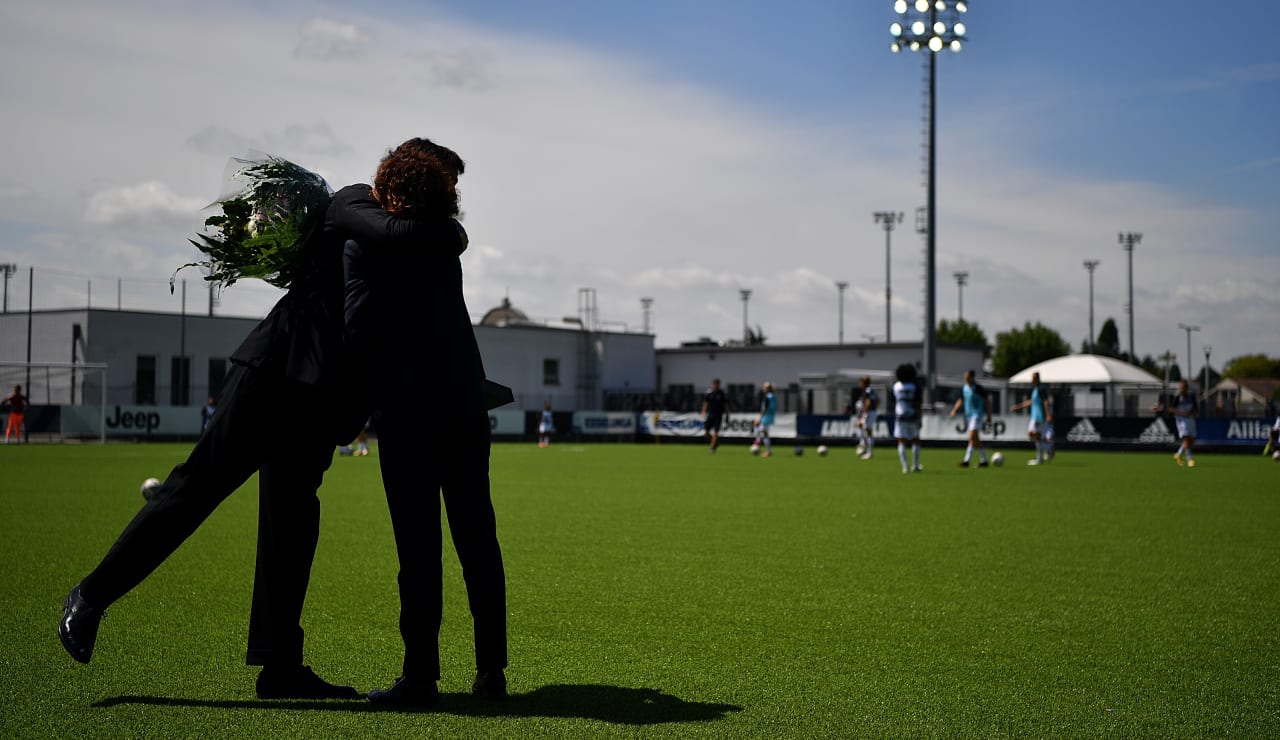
[341,139,507,707]
[58,183,458,699]
[701,379,728,453]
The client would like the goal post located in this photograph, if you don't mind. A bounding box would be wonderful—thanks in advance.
[0,361,108,443]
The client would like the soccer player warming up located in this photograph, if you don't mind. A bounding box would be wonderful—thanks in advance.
[3,384,27,444]
[754,382,777,457]
[892,364,923,474]
[701,378,728,453]
[857,376,878,460]
[538,401,553,448]
[1010,371,1052,466]
[1153,379,1199,468]
[949,369,989,468]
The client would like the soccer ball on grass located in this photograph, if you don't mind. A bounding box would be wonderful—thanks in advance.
[817,445,829,457]
[141,477,162,500]
[750,443,760,455]
[991,452,1004,467]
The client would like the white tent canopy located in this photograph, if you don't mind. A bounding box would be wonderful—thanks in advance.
[1009,354,1162,386]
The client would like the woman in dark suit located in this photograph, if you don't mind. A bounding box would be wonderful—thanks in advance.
[338,139,507,707]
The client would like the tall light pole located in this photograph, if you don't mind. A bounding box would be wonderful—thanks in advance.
[872,211,903,342]
[1159,350,1176,399]
[835,281,848,344]
[1202,345,1212,405]
[952,271,968,320]
[1083,260,1100,353]
[890,0,967,404]
[1119,232,1142,360]
[0,263,15,313]
[739,289,752,344]
[640,297,654,334]
[1178,323,1199,384]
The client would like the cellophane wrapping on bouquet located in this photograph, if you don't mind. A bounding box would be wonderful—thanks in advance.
[175,154,332,291]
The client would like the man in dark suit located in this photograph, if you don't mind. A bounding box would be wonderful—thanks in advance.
[340,139,507,707]
[58,182,463,699]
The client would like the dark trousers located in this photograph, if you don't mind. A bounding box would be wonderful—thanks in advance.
[78,365,335,666]
[374,406,507,681]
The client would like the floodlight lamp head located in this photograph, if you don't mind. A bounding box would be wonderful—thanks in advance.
[894,0,908,13]
[956,1,967,11]
[929,36,943,51]
[915,0,929,11]
[890,22,903,36]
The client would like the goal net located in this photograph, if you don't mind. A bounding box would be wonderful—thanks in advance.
[0,361,108,443]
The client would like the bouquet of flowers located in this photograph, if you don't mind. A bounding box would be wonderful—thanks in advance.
[173,154,331,292]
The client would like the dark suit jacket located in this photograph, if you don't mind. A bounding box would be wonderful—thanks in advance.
[230,185,458,387]
[228,185,463,441]
[340,193,485,416]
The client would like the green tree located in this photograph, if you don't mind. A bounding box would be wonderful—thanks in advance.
[937,318,988,350]
[991,322,1071,377]
[1222,354,1280,378]
[1093,318,1121,356]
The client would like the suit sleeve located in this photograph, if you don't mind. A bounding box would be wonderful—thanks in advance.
[343,238,376,364]
[328,184,468,254]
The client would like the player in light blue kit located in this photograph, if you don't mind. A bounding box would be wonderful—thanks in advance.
[948,369,989,468]
[754,382,778,457]
[1011,371,1052,466]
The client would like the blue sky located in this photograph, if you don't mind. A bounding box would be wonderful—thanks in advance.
[0,0,1276,372]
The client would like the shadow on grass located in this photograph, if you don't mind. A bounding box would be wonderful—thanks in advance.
[94,683,742,725]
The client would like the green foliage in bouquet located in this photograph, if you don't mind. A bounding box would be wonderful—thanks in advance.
[175,156,331,291]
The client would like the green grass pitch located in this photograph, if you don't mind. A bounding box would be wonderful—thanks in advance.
[1,441,1277,737]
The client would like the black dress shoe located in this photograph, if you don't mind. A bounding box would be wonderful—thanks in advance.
[472,669,507,699]
[256,665,360,699]
[58,584,103,664]
[367,676,439,707]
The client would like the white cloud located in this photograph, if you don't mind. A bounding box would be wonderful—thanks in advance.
[294,17,370,60]
[84,182,205,228]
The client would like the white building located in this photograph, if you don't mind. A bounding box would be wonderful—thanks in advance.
[0,302,656,413]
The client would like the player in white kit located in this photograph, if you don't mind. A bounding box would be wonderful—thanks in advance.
[892,364,923,474]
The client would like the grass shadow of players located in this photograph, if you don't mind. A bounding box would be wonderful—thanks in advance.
[443,684,742,724]
[94,684,742,725]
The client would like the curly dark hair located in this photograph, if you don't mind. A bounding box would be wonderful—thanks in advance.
[396,137,465,176]
[373,138,465,219]
[895,363,918,383]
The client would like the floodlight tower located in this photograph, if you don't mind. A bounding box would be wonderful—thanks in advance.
[1202,345,1212,404]
[0,263,16,313]
[1119,232,1142,359]
[640,297,654,334]
[835,281,849,344]
[739,289,752,343]
[1178,323,1199,385]
[952,270,968,319]
[872,211,904,342]
[890,0,968,404]
[1083,260,1100,353]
